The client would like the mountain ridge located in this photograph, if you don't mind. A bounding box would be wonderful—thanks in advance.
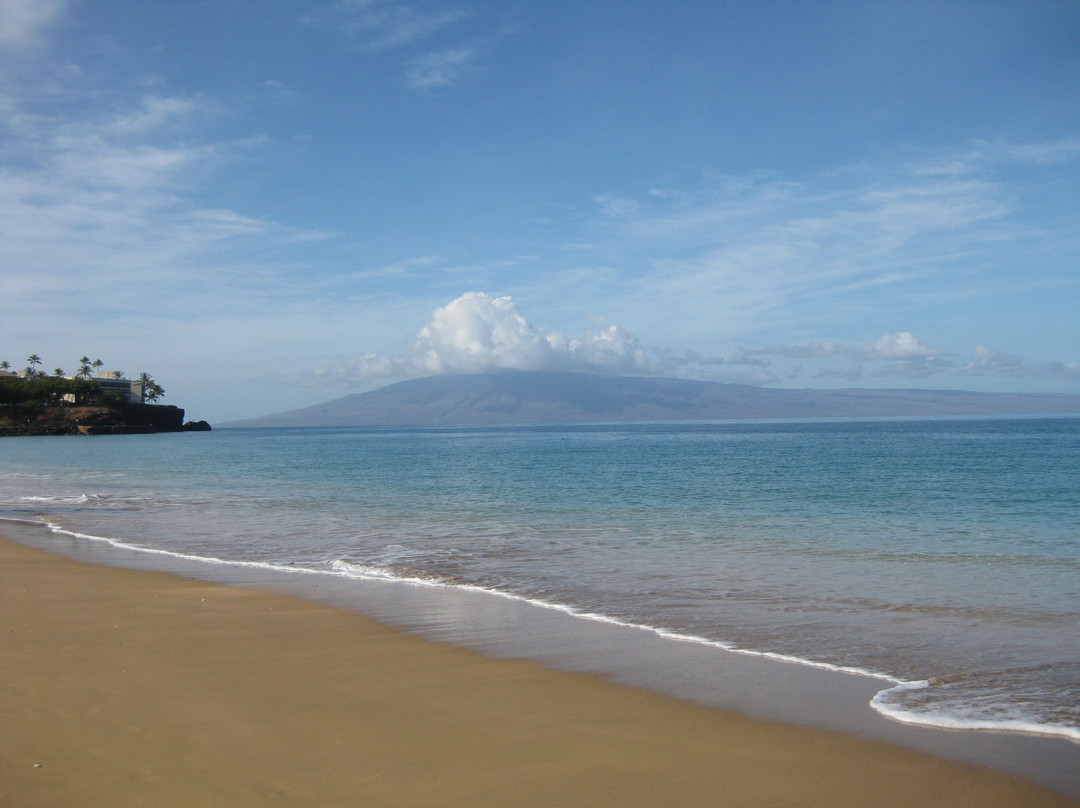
[223,372,1080,428]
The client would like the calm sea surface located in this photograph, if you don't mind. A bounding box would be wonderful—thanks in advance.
[2,418,1078,741]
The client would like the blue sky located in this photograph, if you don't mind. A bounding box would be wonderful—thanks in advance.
[2,0,1078,422]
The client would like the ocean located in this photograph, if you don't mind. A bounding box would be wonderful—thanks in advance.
[2,417,1078,749]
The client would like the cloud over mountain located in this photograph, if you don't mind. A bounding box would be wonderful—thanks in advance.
[864,331,945,360]
[962,346,1080,380]
[314,294,1046,390]
[313,292,651,384]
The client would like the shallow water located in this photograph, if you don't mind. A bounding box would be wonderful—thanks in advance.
[2,417,1078,742]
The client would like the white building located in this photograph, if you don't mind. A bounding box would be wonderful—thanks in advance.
[88,371,143,404]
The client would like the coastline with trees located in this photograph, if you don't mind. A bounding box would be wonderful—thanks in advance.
[0,355,209,436]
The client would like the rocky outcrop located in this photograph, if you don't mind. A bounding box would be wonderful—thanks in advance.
[0,404,208,437]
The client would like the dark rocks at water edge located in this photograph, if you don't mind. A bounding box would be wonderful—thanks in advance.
[223,371,1080,428]
[0,404,212,437]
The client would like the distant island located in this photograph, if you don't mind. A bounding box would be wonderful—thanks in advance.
[223,371,1080,428]
[0,356,210,436]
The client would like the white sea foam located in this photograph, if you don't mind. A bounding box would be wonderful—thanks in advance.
[36,522,904,686]
[21,493,133,509]
[40,520,324,577]
[871,682,1080,742]
[24,517,1080,745]
[22,494,91,503]
[329,559,906,681]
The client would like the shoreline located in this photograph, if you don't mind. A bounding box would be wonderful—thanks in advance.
[9,513,1080,791]
[2,533,1078,807]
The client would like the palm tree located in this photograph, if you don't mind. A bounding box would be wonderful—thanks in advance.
[53,368,65,377]
[146,382,165,404]
[78,356,92,379]
[26,354,42,377]
[92,358,104,374]
[0,360,10,371]
[138,372,153,404]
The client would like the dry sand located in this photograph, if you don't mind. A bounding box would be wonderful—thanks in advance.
[2,535,1075,807]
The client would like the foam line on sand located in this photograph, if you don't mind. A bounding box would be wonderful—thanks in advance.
[2,535,1075,807]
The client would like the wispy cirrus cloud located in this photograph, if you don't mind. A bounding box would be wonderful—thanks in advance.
[598,171,1011,305]
[911,137,1080,175]
[406,46,476,89]
[571,139,1078,357]
[0,84,328,328]
[304,0,470,50]
[0,0,66,49]
[303,0,492,90]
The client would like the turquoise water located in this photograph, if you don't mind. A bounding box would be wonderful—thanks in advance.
[2,417,1078,740]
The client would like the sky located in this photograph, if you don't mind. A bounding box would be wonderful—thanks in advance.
[2,0,1078,423]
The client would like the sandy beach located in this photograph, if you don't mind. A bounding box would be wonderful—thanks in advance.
[2,534,1075,808]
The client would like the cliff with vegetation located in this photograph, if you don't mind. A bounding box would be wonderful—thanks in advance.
[0,374,209,437]
[0,404,193,436]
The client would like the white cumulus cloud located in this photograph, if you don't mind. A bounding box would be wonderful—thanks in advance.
[863,331,946,360]
[737,331,945,363]
[961,346,1080,380]
[413,292,562,374]
[314,292,652,384]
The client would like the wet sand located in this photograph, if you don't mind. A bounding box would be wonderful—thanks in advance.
[2,535,1075,807]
